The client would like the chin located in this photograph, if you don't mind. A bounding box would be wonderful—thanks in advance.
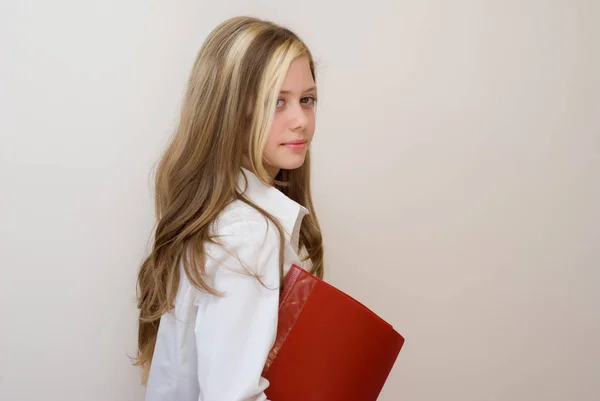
[278,155,307,171]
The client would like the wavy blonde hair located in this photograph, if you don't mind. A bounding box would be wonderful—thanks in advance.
[135,16,324,383]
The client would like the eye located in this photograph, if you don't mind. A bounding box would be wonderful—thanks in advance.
[300,96,316,106]
[276,98,286,109]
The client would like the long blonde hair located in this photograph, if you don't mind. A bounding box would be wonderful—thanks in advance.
[135,16,324,383]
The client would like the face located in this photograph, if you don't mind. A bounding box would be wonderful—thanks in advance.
[262,55,317,177]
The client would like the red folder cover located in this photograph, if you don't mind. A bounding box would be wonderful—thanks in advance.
[263,265,405,401]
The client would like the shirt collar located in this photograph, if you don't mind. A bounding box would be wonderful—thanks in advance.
[237,167,308,249]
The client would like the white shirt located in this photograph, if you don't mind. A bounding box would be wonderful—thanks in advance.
[145,168,309,401]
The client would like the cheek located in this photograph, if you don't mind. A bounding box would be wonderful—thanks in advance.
[265,116,285,152]
[307,111,316,136]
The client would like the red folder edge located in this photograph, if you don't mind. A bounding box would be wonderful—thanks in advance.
[263,264,405,376]
[263,264,318,372]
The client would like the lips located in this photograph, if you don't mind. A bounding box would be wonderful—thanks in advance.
[282,140,308,150]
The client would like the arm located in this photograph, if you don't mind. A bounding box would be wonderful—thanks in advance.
[194,219,281,401]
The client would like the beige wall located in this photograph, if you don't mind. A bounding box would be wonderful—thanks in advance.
[1,1,598,400]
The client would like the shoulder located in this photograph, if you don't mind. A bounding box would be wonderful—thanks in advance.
[211,199,280,245]
[203,200,282,278]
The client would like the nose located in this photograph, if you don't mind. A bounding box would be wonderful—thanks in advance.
[289,103,308,131]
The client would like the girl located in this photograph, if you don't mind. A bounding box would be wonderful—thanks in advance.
[135,16,324,401]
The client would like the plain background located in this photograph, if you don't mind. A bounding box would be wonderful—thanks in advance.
[1,1,599,400]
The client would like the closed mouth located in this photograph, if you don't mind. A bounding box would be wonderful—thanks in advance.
[282,140,307,146]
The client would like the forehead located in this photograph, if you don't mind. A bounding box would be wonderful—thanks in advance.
[280,55,315,92]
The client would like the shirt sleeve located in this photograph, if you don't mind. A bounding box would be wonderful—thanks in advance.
[193,218,281,401]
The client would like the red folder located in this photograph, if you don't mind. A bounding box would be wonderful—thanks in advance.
[263,265,405,401]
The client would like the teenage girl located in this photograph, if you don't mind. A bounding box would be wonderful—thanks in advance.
[135,16,324,401]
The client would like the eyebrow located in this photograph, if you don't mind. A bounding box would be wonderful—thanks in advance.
[279,86,317,95]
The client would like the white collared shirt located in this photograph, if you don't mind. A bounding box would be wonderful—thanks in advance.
[145,168,309,401]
